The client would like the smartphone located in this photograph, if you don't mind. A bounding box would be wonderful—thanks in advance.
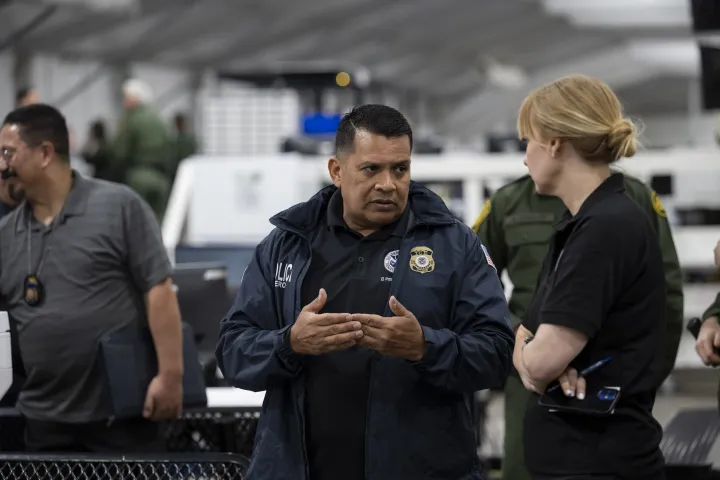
[538,386,621,416]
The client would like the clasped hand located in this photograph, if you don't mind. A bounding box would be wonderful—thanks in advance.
[696,316,720,366]
[290,289,425,361]
[555,367,586,400]
[515,325,586,399]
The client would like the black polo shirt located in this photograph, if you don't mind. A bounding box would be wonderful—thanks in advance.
[522,173,667,479]
[301,190,409,480]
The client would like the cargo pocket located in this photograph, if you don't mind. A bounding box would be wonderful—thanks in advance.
[504,221,555,271]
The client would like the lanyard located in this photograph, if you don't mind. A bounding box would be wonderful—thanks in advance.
[26,208,61,278]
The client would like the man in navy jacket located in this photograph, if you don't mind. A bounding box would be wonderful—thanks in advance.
[217,105,514,480]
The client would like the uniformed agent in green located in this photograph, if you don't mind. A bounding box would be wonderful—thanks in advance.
[112,79,172,220]
[473,174,683,480]
[694,246,720,407]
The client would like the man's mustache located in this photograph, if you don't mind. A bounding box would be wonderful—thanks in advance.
[1,169,17,180]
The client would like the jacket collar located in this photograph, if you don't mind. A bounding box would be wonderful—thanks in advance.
[270,181,456,236]
[326,189,412,238]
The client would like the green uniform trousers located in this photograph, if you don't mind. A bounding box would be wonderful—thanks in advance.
[125,166,169,221]
[503,373,532,480]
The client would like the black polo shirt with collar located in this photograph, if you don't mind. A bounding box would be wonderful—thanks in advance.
[301,189,410,480]
[521,173,667,479]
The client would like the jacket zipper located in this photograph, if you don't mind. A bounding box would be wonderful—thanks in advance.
[294,236,312,480]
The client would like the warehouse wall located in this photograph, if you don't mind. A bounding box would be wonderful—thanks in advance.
[0,52,194,148]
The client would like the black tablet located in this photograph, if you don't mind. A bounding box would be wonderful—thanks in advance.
[538,385,621,416]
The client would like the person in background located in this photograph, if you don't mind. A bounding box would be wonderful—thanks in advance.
[0,103,183,452]
[82,120,118,182]
[170,113,197,183]
[514,74,668,480]
[696,297,720,382]
[112,79,171,219]
[15,87,39,108]
[217,104,514,480]
[693,242,720,402]
[0,166,21,217]
[475,150,682,479]
[0,171,22,408]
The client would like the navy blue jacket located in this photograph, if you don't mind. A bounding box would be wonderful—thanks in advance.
[217,182,514,480]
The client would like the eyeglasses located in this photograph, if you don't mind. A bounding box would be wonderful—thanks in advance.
[0,146,18,162]
[0,143,35,163]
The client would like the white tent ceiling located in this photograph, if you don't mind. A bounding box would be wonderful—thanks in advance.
[2,0,702,137]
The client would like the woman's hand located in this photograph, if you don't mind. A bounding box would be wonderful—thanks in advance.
[556,367,586,400]
[512,325,532,376]
[519,370,543,393]
[517,324,533,340]
[514,325,545,393]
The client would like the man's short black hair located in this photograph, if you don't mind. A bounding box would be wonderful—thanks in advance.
[3,104,70,161]
[335,104,413,157]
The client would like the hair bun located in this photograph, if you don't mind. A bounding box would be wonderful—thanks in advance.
[607,118,637,160]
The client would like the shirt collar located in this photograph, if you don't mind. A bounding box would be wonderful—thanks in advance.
[557,172,625,230]
[16,170,88,233]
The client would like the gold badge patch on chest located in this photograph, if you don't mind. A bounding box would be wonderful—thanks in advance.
[409,246,435,274]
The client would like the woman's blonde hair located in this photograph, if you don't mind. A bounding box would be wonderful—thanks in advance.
[517,74,638,163]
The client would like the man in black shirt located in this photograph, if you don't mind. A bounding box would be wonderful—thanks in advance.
[217,104,514,480]
[301,187,409,478]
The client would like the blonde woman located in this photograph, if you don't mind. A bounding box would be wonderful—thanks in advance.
[513,75,666,480]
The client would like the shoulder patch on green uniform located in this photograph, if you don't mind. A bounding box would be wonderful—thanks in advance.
[651,191,666,217]
[472,175,533,232]
[472,199,491,233]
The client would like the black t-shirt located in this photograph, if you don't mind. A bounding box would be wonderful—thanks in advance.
[301,190,409,480]
[522,173,666,479]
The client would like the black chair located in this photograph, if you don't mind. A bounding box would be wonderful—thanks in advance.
[0,408,261,458]
[661,408,720,480]
[164,409,259,457]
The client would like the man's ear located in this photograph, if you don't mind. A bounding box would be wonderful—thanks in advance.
[40,141,55,168]
[328,157,342,188]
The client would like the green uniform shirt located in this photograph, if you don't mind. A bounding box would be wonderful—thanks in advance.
[474,174,684,381]
[111,105,173,218]
[702,291,720,322]
[112,105,172,175]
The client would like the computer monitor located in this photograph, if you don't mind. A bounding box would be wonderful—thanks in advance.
[691,0,720,32]
[699,46,720,110]
[172,262,232,355]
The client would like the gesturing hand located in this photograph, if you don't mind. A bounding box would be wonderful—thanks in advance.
[289,288,364,355]
[352,296,425,361]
